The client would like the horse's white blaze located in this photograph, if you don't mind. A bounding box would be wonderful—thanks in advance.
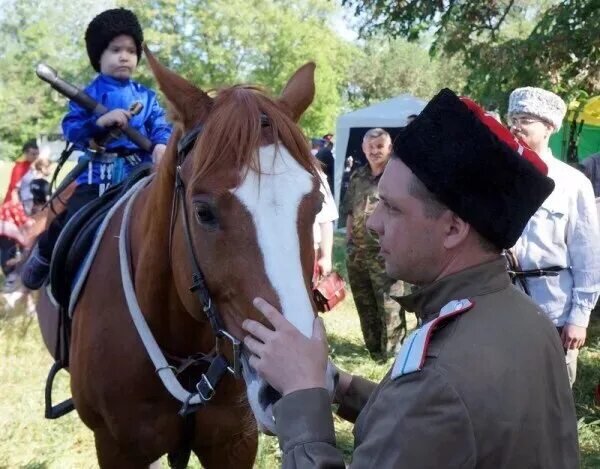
[232,144,314,337]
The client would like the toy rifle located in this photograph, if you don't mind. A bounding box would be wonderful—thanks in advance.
[36,64,152,202]
[36,64,151,151]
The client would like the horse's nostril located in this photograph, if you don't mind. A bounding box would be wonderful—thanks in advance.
[259,384,282,409]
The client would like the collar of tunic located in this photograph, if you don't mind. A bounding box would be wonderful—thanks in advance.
[396,258,510,322]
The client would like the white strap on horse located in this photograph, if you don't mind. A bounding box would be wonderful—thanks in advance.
[118,176,206,407]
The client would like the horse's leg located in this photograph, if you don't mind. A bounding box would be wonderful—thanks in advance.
[195,430,258,469]
[94,427,157,469]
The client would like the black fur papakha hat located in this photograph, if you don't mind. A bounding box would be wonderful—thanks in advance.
[393,88,555,249]
[85,8,144,73]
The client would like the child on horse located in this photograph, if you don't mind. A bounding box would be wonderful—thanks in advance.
[22,8,172,290]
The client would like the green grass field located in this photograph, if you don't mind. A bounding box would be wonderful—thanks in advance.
[0,165,598,467]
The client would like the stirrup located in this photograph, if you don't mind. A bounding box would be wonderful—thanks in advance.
[44,361,75,419]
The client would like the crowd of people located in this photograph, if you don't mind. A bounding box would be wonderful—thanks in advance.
[315,87,599,395]
[2,5,597,466]
[0,140,51,300]
[244,87,590,467]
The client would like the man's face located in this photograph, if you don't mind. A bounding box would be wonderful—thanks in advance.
[362,135,392,170]
[509,113,553,149]
[367,158,446,285]
[24,148,39,162]
[99,34,138,80]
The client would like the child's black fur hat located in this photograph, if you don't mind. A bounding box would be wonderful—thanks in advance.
[85,8,143,73]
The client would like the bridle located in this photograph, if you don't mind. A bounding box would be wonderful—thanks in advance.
[119,116,271,417]
[167,115,269,412]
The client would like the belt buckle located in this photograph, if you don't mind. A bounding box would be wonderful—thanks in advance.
[196,374,215,401]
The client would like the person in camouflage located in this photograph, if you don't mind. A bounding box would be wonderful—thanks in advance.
[342,128,416,359]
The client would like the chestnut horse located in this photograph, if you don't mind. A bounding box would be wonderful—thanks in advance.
[68,48,329,467]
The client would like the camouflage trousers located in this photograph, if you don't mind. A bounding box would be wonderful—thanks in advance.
[346,246,417,359]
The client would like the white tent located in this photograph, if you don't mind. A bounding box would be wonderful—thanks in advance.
[334,94,427,206]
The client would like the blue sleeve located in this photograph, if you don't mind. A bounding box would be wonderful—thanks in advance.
[61,99,106,147]
[145,94,172,146]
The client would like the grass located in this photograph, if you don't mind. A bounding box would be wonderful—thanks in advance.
[0,172,598,466]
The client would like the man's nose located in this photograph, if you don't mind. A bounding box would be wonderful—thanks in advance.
[366,203,382,235]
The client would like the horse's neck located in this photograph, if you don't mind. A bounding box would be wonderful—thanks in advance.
[129,184,213,355]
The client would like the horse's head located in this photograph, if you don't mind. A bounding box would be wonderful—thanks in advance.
[146,47,332,433]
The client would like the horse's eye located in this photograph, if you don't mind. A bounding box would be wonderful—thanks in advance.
[194,202,218,229]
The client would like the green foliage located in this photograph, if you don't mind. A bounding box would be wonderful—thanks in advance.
[0,0,113,159]
[0,0,352,158]
[345,37,468,108]
[121,0,354,136]
[343,0,600,111]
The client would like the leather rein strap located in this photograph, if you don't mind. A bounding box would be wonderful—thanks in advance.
[118,122,245,418]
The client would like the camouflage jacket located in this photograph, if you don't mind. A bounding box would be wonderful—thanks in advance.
[342,165,382,251]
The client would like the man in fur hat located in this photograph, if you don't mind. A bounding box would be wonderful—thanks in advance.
[241,89,579,468]
[508,87,600,387]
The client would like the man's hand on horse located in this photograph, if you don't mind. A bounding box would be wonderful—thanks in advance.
[242,297,328,396]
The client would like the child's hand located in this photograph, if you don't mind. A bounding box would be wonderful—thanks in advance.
[96,109,131,129]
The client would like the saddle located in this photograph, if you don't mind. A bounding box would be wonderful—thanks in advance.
[50,163,153,311]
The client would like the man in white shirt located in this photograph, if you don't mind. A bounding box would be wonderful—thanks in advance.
[313,173,339,278]
[509,86,600,386]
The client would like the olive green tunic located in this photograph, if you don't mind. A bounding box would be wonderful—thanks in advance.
[274,258,579,468]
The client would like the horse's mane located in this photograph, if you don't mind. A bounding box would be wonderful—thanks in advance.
[189,85,318,190]
[144,83,318,240]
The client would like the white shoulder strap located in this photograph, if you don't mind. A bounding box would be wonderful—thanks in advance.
[391,299,473,379]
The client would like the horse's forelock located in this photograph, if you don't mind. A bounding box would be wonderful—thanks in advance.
[188,85,318,192]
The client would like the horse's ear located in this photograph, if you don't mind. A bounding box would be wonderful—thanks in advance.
[278,62,316,122]
[143,44,212,128]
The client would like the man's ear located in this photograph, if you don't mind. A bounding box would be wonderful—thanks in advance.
[443,212,470,250]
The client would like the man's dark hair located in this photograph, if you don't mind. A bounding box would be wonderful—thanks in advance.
[22,139,38,153]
